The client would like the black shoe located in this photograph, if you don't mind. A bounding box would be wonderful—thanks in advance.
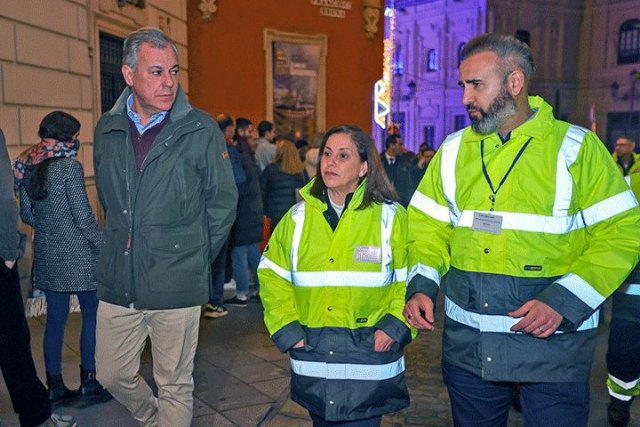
[224,296,248,307]
[608,401,631,427]
[78,366,112,402]
[46,373,77,404]
[250,293,261,303]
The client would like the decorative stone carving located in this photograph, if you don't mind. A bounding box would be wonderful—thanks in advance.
[363,0,382,39]
[198,0,218,22]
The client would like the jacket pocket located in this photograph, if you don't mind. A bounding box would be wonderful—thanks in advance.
[96,229,122,288]
[145,229,206,292]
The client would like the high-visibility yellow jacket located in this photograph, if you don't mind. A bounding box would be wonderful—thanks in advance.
[408,96,640,382]
[613,152,640,176]
[259,179,413,421]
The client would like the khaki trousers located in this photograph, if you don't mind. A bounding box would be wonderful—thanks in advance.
[96,301,200,427]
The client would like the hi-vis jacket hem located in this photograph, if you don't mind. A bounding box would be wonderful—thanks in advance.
[407,96,640,382]
[608,373,640,400]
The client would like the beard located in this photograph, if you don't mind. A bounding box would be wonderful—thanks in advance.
[467,85,518,135]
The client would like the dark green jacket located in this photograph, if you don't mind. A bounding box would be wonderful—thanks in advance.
[93,86,237,309]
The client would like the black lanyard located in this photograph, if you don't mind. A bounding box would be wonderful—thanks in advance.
[480,137,532,206]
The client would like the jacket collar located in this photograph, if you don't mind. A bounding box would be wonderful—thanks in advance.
[99,85,192,133]
[299,178,367,211]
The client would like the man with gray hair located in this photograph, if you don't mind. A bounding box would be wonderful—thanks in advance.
[404,33,640,426]
[93,27,237,426]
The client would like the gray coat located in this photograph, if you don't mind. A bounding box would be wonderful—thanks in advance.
[20,157,101,292]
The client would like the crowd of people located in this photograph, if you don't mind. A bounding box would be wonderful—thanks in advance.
[2,27,640,427]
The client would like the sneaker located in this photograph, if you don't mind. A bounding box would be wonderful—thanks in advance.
[224,296,248,307]
[204,304,229,319]
[38,413,78,427]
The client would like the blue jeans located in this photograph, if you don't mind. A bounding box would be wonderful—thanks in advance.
[442,358,589,427]
[44,289,98,374]
[230,243,261,298]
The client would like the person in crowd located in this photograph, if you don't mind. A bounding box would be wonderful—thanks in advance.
[260,138,308,234]
[1,128,77,427]
[224,117,264,307]
[304,132,323,179]
[606,164,640,427]
[259,124,413,427]
[204,114,246,320]
[14,111,110,406]
[404,33,640,427]
[296,138,309,162]
[613,136,640,176]
[380,134,421,207]
[255,120,276,172]
[415,143,435,171]
[93,27,237,426]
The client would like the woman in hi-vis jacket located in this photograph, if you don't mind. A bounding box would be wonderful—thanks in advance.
[259,125,414,427]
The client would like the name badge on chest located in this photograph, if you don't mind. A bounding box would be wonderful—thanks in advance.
[472,212,503,235]
[354,246,382,263]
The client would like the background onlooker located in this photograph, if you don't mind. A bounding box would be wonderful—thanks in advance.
[255,120,276,172]
[14,111,109,405]
[260,138,308,234]
[304,132,323,179]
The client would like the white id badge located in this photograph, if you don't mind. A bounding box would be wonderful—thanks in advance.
[472,212,503,234]
[354,246,382,263]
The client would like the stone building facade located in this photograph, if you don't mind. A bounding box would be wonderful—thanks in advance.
[389,0,640,152]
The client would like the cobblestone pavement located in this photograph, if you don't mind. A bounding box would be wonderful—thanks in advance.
[0,292,638,426]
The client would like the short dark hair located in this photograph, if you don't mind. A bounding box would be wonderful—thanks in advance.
[461,33,535,83]
[234,117,253,141]
[310,125,398,209]
[258,121,274,137]
[216,113,234,133]
[122,27,178,71]
[38,110,81,142]
[385,134,402,150]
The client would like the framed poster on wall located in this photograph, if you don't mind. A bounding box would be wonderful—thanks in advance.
[263,29,328,141]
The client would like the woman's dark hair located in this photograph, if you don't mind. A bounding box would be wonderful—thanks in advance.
[27,111,81,201]
[310,124,398,209]
[38,110,81,142]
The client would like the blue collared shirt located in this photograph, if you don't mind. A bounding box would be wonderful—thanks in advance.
[126,94,169,135]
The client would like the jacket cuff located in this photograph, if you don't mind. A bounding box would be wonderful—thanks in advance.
[536,282,595,330]
[271,321,305,353]
[407,275,439,304]
[375,313,412,350]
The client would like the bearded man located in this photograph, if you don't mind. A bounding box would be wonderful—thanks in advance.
[403,33,640,426]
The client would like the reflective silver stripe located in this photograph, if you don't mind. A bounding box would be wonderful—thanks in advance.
[556,273,605,309]
[380,203,396,274]
[457,209,582,234]
[395,267,407,282]
[290,202,306,271]
[292,270,394,287]
[619,283,640,296]
[409,191,451,223]
[582,190,638,227]
[608,373,640,391]
[625,175,632,186]
[258,256,292,282]
[290,357,405,380]
[445,296,599,333]
[407,263,441,287]
[609,390,634,401]
[440,131,463,225]
[553,125,585,216]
